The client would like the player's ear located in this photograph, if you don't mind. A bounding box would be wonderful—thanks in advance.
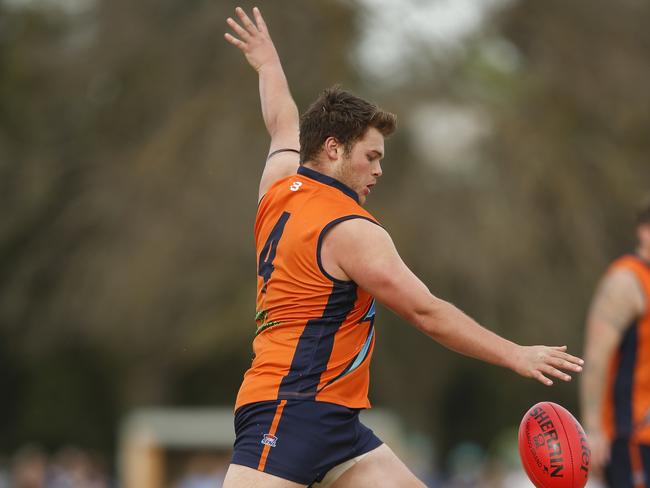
[323,137,341,161]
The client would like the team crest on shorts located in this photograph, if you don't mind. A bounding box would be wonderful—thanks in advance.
[261,433,278,447]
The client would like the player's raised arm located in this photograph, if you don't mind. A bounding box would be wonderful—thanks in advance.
[225,7,300,201]
[321,218,584,386]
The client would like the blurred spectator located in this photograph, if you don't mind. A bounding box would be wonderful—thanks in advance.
[0,456,9,488]
[12,446,47,488]
[4,445,109,488]
[47,446,108,488]
[174,452,228,488]
[445,442,486,487]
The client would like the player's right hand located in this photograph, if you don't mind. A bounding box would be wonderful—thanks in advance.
[513,345,584,386]
[224,7,280,73]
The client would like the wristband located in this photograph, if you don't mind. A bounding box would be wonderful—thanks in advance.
[267,148,300,161]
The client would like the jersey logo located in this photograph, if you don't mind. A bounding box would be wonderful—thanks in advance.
[255,309,281,335]
[261,433,278,447]
[289,181,303,192]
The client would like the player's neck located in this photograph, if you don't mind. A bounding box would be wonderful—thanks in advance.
[302,161,338,180]
[637,244,650,263]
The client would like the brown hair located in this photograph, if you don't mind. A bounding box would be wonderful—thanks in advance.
[299,87,396,164]
[637,195,650,226]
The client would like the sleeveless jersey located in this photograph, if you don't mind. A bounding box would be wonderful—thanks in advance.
[235,165,380,411]
[602,254,650,441]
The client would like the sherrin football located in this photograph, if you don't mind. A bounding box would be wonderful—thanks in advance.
[518,402,590,488]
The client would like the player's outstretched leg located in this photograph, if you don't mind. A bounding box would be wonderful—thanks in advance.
[222,463,307,488]
[330,444,426,488]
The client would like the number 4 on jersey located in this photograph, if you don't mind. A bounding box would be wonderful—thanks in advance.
[258,211,291,293]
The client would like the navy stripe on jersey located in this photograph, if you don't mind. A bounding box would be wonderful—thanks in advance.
[605,439,634,487]
[639,445,650,484]
[317,299,376,393]
[317,324,374,393]
[614,320,639,437]
[297,166,359,203]
[278,281,357,399]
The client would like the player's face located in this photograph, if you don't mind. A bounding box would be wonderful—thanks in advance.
[337,127,384,205]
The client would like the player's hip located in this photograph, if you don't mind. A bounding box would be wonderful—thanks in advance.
[231,399,382,485]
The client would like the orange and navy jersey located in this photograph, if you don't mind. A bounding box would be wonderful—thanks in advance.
[602,254,650,441]
[235,166,380,411]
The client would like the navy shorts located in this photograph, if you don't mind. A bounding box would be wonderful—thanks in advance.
[231,399,383,485]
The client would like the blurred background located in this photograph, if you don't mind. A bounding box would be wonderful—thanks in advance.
[1,0,648,486]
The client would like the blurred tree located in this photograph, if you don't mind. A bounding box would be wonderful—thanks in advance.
[357,0,650,454]
[1,0,649,472]
[0,0,360,452]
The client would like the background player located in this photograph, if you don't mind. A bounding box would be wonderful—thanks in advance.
[224,7,584,488]
[581,197,650,486]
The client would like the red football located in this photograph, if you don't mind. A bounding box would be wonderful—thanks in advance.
[518,402,590,488]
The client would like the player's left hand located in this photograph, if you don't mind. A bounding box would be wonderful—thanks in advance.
[224,7,279,73]
[513,345,584,386]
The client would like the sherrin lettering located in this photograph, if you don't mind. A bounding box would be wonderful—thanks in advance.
[518,402,590,488]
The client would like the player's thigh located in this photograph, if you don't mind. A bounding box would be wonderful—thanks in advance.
[223,463,307,488]
[331,444,426,488]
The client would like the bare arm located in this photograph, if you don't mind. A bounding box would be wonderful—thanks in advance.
[321,219,584,385]
[225,7,300,200]
[579,267,645,472]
